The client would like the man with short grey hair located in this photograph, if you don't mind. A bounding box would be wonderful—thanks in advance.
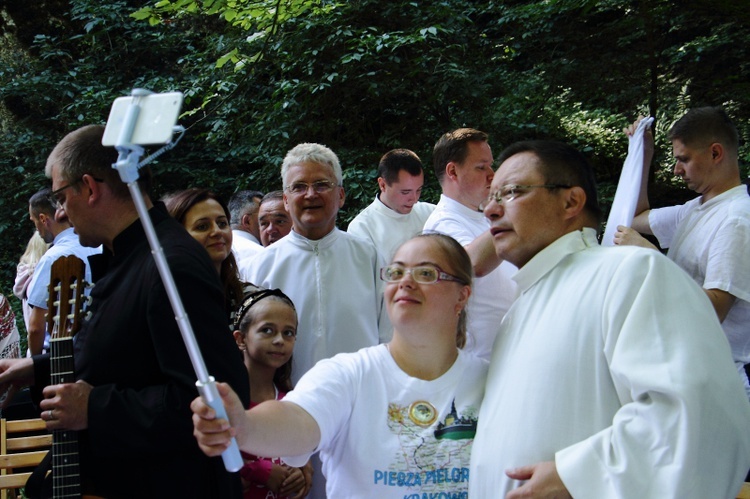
[240,143,389,499]
[228,189,264,262]
[241,143,388,382]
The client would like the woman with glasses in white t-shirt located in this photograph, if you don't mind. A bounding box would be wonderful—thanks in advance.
[190,232,489,498]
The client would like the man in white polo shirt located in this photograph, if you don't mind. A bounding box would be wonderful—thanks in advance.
[228,189,264,262]
[423,128,516,360]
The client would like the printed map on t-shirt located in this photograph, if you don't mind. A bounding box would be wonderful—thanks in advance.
[373,398,478,497]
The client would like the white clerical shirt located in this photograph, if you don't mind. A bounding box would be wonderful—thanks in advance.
[241,228,389,383]
[469,228,750,498]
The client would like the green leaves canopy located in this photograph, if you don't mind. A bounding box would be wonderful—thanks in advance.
[1,0,749,339]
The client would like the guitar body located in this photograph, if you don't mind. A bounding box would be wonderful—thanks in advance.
[46,255,87,499]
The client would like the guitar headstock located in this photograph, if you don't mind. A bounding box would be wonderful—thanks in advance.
[46,255,88,340]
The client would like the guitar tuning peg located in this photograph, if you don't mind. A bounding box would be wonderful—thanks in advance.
[85,311,93,321]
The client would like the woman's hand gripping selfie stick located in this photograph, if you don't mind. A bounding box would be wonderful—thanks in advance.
[108,88,243,472]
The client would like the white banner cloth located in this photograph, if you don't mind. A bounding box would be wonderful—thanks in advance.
[601,117,655,246]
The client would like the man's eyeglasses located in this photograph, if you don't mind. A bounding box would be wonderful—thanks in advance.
[380,264,467,285]
[49,176,104,208]
[285,180,337,196]
[479,184,571,211]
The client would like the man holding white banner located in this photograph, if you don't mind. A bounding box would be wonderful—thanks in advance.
[614,107,750,400]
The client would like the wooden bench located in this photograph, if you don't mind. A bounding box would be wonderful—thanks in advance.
[0,418,51,499]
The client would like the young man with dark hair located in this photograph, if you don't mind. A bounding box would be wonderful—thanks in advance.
[348,148,435,260]
[26,188,99,355]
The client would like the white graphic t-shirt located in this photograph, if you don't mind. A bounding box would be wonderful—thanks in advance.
[283,345,488,498]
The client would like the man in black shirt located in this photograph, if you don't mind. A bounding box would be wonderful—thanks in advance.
[0,125,249,498]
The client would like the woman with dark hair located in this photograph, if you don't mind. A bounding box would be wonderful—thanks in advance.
[164,188,258,324]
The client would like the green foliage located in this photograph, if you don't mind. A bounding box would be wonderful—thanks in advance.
[1,0,749,326]
[341,166,378,226]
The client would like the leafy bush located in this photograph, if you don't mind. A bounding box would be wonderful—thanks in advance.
[1,0,749,346]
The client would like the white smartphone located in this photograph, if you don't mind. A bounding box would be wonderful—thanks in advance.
[102,91,183,146]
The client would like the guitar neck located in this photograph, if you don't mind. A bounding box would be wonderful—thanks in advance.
[50,336,76,385]
[48,255,86,499]
[50,337,83,499]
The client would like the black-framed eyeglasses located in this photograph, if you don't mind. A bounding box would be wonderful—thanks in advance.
[285,180,337,196]
[380,264,467,285]
[49,176,104,208]
[479,183,571,211]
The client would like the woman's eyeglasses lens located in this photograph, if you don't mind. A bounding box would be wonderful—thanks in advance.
[380,265,441,284]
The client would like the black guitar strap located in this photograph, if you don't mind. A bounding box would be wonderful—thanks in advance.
[24,449,52,499]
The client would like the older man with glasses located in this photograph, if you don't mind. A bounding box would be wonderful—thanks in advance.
[241,143,389,386]
[469,140,750,499]
[240,142,390,499]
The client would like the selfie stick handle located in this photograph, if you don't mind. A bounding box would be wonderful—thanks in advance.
[111,88,243,472]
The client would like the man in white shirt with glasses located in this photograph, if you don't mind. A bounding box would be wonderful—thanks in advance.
[240,143,389,499]
[470,139,750,499]
[240,143,389,383]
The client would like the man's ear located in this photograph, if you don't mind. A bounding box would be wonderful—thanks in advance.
[338,186,346,209]
[709,143,724,163]
[563,186,587,220]
[377,177,387,194]
[241,213,253,227]
[54,206,69,224]
[81,174,103,205]
[445,162,458,181]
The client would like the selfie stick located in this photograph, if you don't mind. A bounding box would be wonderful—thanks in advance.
[110,88,243,472]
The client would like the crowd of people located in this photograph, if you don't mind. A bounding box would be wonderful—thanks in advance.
[0,106,748,498]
